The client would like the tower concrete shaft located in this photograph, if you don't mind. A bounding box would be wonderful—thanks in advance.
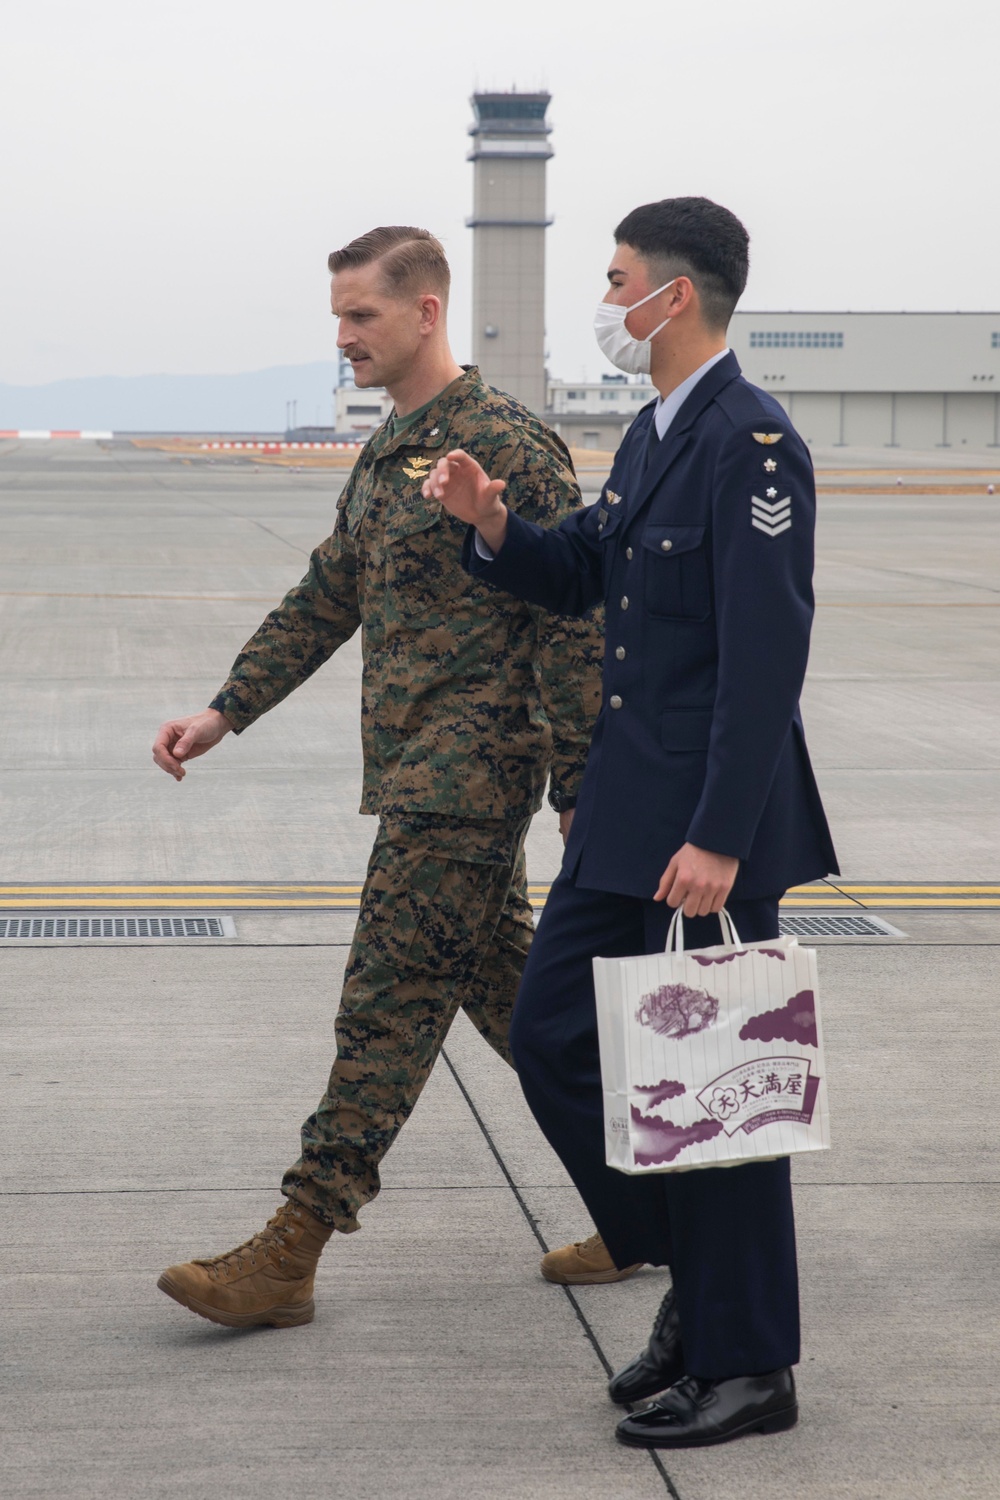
[467,92,553,414]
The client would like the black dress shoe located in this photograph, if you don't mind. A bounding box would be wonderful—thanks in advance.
[616,1368,798,1448]
[607,1287,684,1405]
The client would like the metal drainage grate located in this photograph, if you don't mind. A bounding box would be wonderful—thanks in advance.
[0,913,237,940]
[779,914,905,939]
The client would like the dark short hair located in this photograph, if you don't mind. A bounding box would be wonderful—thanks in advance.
[328,225,450,304]
[614,197,749,331]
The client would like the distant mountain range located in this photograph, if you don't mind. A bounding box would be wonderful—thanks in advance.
[0,362,339,432]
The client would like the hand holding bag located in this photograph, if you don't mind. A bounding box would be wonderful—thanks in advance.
[594,909,831,1174]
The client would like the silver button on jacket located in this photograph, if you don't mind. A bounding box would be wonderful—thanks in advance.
[610,695,623,709]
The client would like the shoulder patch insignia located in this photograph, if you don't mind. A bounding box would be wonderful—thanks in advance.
[605,490,623,506]
[752,432,784,446]
[751,494,792,537]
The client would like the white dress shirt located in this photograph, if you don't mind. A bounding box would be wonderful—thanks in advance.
[474,348,731,559]
[652,347,731,439]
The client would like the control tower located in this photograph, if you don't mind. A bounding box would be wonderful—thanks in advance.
[467,91,553,414]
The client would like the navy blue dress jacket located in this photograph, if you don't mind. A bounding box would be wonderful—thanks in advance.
[464,351,838,901]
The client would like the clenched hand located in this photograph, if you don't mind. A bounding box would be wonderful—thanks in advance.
[655,843,739,918]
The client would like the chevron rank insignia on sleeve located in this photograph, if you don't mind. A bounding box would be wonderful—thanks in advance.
[751,494,792,537]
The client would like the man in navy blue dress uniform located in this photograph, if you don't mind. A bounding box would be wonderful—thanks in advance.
[423,197,838,1449]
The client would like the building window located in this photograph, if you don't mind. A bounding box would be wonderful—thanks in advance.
[600,390,619,401]
[582,431,601,448]
[992,333,1000,348]
[346,404,383,415]
[633,390,648,400]
[566,390,579,400]
[749,331,844,349]
[477,97,548,122]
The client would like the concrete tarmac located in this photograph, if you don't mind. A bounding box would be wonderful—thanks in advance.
[2,438,999,1499]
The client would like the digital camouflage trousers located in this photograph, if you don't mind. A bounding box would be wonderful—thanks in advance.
[281,814,534,1232]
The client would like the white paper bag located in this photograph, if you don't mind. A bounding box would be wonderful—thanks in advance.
[594,911,831,1174]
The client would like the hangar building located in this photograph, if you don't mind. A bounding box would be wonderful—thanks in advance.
[729,311,1000,450]
[547,312,1000,452]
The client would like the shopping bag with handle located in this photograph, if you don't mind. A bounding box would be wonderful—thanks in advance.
[594,910,830,1174]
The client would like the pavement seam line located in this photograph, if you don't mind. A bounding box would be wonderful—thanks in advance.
[5,1179,996,1196]
[9,940,1000,952]
[439,1046,683,1500]
[194,494,311,557]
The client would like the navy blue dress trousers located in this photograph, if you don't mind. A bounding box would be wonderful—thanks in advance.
[464,352,838,1380]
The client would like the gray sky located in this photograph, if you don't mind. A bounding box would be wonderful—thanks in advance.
[2,0,997,387]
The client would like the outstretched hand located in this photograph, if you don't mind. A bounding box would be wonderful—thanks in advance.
[422,449,509,554]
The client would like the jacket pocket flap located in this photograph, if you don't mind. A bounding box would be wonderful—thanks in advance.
[385,500,443,544]
[660,708,713,752]
[641,523,705,557]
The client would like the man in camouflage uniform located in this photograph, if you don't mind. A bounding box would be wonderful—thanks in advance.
[151,226,629,1330]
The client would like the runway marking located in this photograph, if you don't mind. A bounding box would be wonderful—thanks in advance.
[0,591,276,602]
[816,485,998,495]
[6,592,1000,609]
[815,468,1000,476]
[817,600,1000,607]
[0,883,997,911]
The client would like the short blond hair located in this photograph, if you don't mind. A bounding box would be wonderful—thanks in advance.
[328,226,450,304]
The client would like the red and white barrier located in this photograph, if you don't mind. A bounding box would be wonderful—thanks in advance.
[0,434,361,448]
[200,440,363,451]
[0,429,114,440]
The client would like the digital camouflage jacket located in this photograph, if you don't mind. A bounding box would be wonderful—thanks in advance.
[210,367,604,823]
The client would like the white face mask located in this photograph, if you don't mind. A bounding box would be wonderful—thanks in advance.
[593,279,677,375]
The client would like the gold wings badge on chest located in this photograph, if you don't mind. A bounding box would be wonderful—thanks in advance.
[401,454,434,481]
[752,432,784,446]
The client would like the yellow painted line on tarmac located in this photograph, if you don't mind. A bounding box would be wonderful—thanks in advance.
[0,897,365,909]
[780,898,858,906]
[1,883,998,911]
[0,883,551,895]
[842,898,1000,907]
[0,876,367,888]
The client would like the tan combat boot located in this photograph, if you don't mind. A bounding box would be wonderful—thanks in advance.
[157,1200,334,1328]
[540,1231,644,1286]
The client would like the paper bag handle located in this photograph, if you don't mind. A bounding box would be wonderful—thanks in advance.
[665,907,743,954]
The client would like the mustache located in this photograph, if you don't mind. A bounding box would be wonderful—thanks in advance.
[343,346,370,361]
